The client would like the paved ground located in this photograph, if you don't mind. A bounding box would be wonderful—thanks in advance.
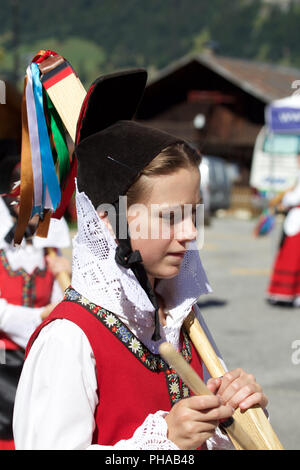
[197,214,300,450]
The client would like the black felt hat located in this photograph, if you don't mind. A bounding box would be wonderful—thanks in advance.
[75,68,183,208]
[74,69,187,342]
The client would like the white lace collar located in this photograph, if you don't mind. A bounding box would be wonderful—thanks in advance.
[71,185,212,353]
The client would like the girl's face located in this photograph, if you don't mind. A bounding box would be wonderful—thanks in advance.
[127,167,201,287]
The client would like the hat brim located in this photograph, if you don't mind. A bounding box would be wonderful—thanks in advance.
[76,69,148,144]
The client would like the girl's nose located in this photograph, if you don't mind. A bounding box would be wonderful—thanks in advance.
[175,217,197,242]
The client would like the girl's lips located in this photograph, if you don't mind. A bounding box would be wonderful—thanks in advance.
[167,252,186,258]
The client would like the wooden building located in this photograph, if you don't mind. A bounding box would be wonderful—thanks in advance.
[136,52,300,186]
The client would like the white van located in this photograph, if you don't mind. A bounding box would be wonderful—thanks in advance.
[250,126,299,195]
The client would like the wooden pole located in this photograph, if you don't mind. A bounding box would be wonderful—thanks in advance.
[183,311,284,450]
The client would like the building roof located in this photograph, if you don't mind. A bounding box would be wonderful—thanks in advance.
[147,53,300,104]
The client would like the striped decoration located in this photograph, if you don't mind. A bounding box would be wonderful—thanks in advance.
[41,61,74,90]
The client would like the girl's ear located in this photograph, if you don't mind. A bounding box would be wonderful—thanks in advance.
[97,210,116,239]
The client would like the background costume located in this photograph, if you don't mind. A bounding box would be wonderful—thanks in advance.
[13,69,233,450]
[0,156,70,449]
[267,170,300,306]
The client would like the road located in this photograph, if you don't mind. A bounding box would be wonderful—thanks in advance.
[197,214,300,450]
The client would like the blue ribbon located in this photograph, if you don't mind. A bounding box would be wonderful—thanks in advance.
[31,62,61,212]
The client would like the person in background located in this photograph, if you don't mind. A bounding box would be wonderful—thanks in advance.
[0,154,71,450]
[267,155,300,307]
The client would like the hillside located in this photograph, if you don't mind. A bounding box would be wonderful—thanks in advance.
[1,0,300,87]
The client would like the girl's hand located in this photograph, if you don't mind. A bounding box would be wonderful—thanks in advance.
[165,395,234,450]
[207,368,268,412]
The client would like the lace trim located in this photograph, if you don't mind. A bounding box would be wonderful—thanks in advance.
[64,286,192,406]
[204,426,235,450]
[112,411,179,450]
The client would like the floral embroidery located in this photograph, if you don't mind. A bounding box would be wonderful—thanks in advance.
[129,337,142,354]
[64,286,193,406]
[66,288,81,302]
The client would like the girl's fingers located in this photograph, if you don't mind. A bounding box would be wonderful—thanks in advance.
[216,369,244,396]
[196,404,234,422]
[183,396,234,421]
[239,393,268,411]
[219,378,259,406]
[194,421,219,433]
[187,395,222,411]
[223,382,260,409]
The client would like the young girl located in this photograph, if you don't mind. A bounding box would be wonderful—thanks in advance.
[13,69,267,450]
[267,155,300,307]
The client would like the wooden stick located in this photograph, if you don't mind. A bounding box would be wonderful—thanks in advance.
[47,248,71,293]
[159,342,258,450]
[184,311,284,450]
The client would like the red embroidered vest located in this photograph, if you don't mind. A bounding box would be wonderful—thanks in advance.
[0,249,54,351]
[26,287,204,446]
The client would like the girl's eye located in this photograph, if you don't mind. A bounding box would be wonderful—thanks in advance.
[160,210,178,224]
[159,209,197,225]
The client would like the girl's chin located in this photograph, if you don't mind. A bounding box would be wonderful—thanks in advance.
[148,264,182,282]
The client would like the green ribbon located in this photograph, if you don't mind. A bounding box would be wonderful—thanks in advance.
[45,91,70,187]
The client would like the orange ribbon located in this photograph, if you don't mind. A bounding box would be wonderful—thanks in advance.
[14,77,34,245]
[35,209,52,238]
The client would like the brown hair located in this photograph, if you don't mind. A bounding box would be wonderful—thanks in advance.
[126,142,201,206]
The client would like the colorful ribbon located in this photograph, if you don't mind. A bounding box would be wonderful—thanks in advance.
[14,77,34,246]
[25,65,43,215]
[14,49,77,244]
[31,62,61,211]
[45,91,70,186]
